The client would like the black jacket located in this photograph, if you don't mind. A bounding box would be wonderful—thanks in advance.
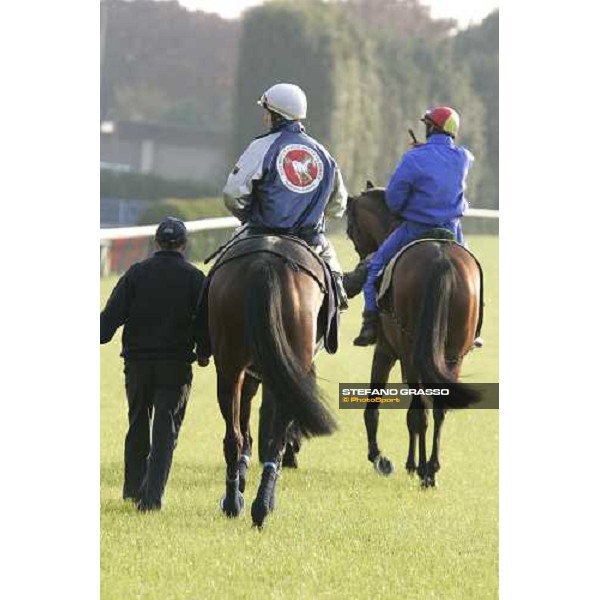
[100,251,205,362]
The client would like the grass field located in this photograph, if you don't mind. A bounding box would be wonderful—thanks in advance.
[100,234,498,600]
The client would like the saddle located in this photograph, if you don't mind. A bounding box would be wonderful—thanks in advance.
[377,237,485,340]
[196,235,340,360]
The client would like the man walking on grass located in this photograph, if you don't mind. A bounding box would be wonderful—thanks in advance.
[100,217,206,511]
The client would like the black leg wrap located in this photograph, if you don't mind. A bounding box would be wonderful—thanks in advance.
[220,475,244,518]
[251,466,279,528]
[238,454,250,494]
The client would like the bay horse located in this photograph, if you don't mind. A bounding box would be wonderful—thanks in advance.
[346,183,482,487]
[207,236,336,527]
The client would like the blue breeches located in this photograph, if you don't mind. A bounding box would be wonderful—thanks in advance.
[363,220,464,312]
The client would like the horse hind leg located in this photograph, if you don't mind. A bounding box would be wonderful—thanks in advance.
[405,405,417,476]
[260,384,303,470]
[217,370,245,517]
[423,360,462,487]
[238,374,260,494]
[425,404,446,488]
[281,419,302,469]
[257,386,274,464]
[251,393,290,529]
[365,344,396,476]
[406,395,429,486]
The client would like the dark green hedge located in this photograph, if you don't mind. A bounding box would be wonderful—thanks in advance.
[100,170,221,200]
[136,197,233,263]
[136,197,230,225]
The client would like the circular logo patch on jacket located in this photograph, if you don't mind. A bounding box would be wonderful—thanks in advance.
[276,144,324,193]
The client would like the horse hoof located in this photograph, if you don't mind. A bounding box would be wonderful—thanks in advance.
[219,492,245,517]
[373,455,394,477]
[420,475,437,489]
[282,452,298,469]
[405,461,417,476]
[251,499,269,529]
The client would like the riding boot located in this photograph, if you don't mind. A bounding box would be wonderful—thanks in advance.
[333,272,349,311]
[353,310,379,346]
[342,259,369,299]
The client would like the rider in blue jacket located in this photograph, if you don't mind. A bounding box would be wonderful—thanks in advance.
[354,106,474,346]
[223,83,348,308]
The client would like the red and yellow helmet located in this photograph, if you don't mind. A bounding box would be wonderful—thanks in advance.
[421,106,460,137]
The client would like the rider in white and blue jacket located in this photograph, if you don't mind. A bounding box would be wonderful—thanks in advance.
[223,83,348,307]
[354,106,474,346]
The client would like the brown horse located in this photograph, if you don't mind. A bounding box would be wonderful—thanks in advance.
[207,236,336,527]
[346,184,482,487]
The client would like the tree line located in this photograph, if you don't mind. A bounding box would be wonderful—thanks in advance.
[101,0,498,208]
[233,0,498,207]
[101,0,240,131]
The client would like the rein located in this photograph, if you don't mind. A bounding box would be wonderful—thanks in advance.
[203,225,248,264]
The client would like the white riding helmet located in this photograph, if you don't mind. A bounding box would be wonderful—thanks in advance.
[257,83,307,120]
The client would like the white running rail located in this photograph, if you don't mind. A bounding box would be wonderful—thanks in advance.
[100,216,241,241]
[99,209,498,241]
[465,208,500,219]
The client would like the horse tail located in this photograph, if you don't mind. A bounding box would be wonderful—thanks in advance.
[411,250,480,409]
[245,260,336,438]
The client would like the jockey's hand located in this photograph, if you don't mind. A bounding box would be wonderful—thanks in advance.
[410,141,424,148]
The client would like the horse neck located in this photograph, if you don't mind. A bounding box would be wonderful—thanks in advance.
[370,217,391,246]
[360,195,395,247]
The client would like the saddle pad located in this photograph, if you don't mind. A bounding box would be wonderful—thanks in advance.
[196,235,339,358]
[212,235,326,290]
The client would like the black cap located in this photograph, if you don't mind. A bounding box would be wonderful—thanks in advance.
[155,216,187,246]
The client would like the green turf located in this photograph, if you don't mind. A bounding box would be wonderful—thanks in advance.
[100,234,498,600]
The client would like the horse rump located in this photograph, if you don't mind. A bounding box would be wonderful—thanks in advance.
[410,251,481,409]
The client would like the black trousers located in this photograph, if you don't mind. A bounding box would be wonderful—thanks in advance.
[122,360,192,506]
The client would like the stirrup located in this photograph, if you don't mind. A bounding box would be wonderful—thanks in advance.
[333,274,349,312]
[473,337,484,349]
